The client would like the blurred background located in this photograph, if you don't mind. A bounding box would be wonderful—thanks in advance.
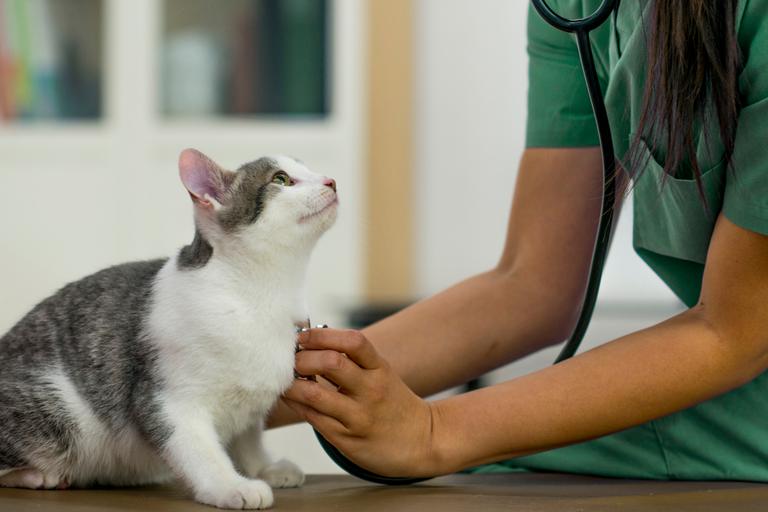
[0,0,682,473]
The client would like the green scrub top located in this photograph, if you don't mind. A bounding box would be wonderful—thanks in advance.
[473,0,768,480]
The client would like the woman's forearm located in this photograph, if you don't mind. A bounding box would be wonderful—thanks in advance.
[363,268,577,398]
[268,268,575,429]
[364,149,609,398]
[429,306,768,474]
[269,267,574,429]
[270,148,606,429]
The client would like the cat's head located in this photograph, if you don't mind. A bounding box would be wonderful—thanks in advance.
[178,148,338,255]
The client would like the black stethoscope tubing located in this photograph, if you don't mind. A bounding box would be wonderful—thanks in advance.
[315,0,621,484]
[538,0,620,362]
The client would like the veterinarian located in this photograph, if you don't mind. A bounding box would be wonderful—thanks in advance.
[280,0,768,480]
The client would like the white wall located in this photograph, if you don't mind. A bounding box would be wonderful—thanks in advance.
[414,0,679,307]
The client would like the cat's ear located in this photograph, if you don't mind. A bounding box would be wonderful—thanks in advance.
[178,148,234,210]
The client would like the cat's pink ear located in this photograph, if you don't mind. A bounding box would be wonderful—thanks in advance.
[178,148,232,209]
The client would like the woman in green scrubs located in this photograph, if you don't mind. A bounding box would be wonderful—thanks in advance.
[278,1,768,481]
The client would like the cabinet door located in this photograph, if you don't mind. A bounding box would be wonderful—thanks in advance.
[160,0,329,118]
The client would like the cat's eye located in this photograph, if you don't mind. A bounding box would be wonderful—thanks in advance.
[271,172,293,186]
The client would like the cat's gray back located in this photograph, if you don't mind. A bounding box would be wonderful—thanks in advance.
[0,259,170,475]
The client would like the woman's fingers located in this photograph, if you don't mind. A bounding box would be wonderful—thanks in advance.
[287,328,439,477]
[298,329,381,370]
[283,379,358,429]
[282,398,349,437]
[295,349,363,392]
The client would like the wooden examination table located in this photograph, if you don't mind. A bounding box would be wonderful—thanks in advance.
[0,472,766,511]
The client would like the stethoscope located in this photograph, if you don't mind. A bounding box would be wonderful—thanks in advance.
[314,0,622,485]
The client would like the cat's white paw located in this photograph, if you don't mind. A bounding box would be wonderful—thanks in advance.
[259,459,305,488]
[195,478,274,510]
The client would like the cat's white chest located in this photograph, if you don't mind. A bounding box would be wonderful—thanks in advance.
[150,259,301,437]
[194,319,297,440]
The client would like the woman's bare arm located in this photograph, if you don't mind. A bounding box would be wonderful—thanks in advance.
[283,215,768,478]
[269,147,609,428]
[430,214,768,473]
[364,147,610,397]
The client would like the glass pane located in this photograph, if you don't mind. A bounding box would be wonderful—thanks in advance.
[161,0,329,118]
[0,0,103,122]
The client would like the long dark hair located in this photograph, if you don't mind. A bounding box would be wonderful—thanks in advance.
[628,0,741,196]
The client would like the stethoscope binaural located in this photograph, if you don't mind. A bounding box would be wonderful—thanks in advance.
[314,0,622,485]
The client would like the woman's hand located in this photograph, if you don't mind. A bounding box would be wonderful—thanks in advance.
[283,328,442,478]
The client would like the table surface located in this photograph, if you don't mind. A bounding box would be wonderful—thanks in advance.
[1,473,767,512]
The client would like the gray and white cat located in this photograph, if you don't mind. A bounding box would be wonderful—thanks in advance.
[0,149,338,509]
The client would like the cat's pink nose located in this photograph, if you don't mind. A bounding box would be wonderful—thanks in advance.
[323,178,337,192]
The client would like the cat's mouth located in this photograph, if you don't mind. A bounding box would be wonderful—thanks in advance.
[299,197,338,223]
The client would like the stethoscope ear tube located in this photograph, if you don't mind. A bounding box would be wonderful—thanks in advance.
[315,0,621,484]
[539,0,620,363]
[530,0,619,33]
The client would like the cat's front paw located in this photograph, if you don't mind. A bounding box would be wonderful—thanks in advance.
[195,478,274,509]
[259,459,305,488]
